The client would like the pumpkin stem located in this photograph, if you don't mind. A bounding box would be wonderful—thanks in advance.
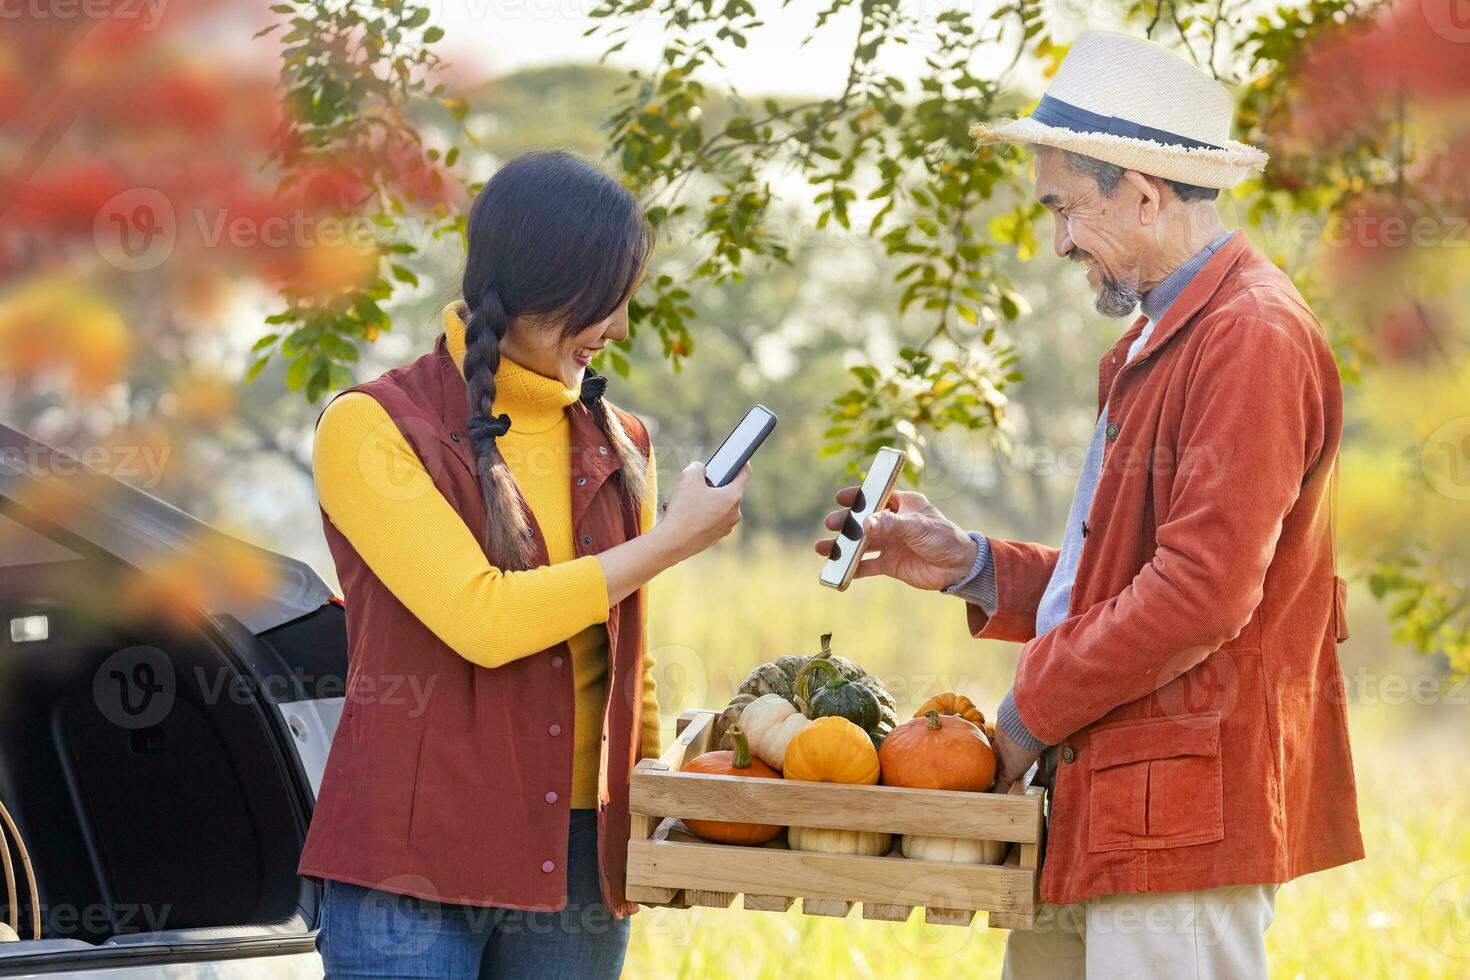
[925,709,943,731]
[794,648,842,704]
[729,725,753,769]
[805,656,846,691]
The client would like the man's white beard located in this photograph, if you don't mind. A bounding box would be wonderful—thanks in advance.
[1094,270,1142,318]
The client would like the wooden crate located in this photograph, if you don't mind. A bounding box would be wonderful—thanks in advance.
[627,709,1046,929]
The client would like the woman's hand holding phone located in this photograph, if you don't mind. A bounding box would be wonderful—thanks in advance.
[659,461,750,558]
[597,461,750,606]
[814,487,977,591]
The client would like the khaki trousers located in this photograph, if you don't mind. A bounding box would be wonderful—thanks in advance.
[1001,884,1279,980]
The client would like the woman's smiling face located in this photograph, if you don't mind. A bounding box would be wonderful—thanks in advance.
[502,300,632,388]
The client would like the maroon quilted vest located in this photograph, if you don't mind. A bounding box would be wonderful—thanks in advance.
[298,334,649,916]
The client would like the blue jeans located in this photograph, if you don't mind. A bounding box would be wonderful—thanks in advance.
[316,810,629,979]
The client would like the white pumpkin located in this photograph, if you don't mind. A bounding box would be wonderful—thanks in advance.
[899,834,1007,865]
[738,694,812,770]
[788,825,892,856]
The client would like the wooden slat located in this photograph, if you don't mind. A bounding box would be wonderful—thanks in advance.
[925,907,975,927]
[988,782,1044,930]
[742,894,794,912]
[626,807,680,905]
[802,899,852,918]
[985,846,1035,930]
[626,886,677,904]
[630,769,1043,843]
[627,837,1034,912]
[986,910,1028,930]
[628,719,700,909]
[686,890,735,908]
[862,903,913,922]
[647,711,714,774]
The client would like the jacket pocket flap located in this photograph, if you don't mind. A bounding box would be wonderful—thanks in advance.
[1089,715,1220,770]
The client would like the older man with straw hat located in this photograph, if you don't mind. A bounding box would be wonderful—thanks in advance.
[816,31,1363,978]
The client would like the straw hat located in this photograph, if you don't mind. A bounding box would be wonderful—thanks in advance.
[971,31,1267,190]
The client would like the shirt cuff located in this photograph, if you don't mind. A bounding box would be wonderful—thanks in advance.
[997,688,1049,752]
[942,531,998,615]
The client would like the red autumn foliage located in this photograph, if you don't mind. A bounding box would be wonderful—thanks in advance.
[3,0,460,293]
[1282,0,1470,149]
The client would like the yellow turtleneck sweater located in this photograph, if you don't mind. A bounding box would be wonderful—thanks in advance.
[313,308,659,808]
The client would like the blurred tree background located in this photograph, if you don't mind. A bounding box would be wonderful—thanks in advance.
[1,0,1466,677]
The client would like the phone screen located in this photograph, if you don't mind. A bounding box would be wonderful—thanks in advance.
[820,447,906,590]
[705,406,777,487]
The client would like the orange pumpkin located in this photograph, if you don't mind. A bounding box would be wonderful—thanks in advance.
[782,717,881,785]
[682,726,783,844]
[914,691,986,729]
[879,710,995,792]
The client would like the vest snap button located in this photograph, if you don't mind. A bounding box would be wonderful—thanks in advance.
[551,655,564,668]
[541,860,555,874]
[544,791,558,805]
[548,723,562,737]
[1061,745,1077,764]
[582,535,592,545]
[450,432,461,442]
[598,446,608,455]
[577,476,587,486]
[1105,422,1120,442]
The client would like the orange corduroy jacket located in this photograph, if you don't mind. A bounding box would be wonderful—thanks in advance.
[969,232,1364,906]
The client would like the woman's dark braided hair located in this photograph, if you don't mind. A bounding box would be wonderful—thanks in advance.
[461,151,654,570]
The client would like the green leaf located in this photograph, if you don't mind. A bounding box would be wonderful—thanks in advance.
[285,353,315,391]
[245,354,272,383]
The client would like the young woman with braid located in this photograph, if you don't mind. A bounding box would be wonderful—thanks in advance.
[299,151,749,978]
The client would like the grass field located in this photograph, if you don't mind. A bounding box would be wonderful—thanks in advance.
[624,541,1470,978]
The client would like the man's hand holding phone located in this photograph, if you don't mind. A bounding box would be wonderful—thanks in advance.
[814,488,978,591]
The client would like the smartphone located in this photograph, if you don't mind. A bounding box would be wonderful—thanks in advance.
[819,447,907,591]
[705,406,777,487]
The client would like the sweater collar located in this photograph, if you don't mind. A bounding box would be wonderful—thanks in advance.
[442,303,580,434]
[1139,230,1234,322]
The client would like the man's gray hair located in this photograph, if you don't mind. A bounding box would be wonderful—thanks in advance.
[1034,146,1220,202]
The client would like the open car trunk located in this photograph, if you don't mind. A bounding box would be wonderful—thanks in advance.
[0,426,345,973]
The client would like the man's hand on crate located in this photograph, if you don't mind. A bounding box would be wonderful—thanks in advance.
[991,724,1043,794]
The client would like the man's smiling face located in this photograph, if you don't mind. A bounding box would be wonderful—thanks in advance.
[1033,147,1148,317]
